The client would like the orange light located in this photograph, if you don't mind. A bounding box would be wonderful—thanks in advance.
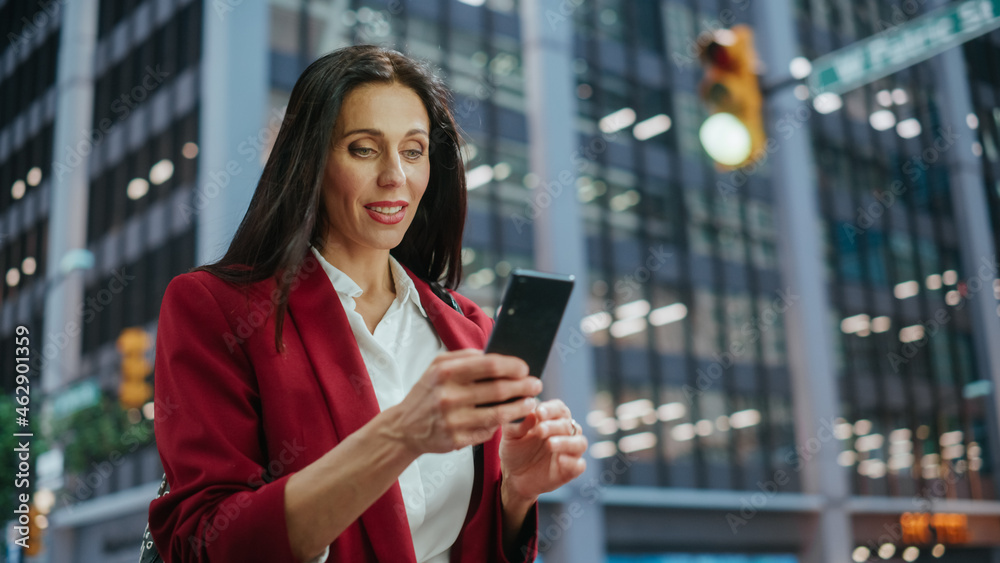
[900,512,969,545]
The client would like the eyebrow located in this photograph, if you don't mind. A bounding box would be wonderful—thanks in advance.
[341,127,429,138]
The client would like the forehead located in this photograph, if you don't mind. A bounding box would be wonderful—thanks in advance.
[335,82,430,133]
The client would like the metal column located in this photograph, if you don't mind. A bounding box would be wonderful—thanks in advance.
[927,13,1000,519]
[196,1,270,265]
[42,0,99,394]
[752,1,854,561]
[520,1,605,562]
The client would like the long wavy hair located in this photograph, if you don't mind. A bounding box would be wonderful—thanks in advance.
[194,45,467,351]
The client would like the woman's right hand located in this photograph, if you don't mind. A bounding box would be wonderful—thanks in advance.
[384,349,542,455]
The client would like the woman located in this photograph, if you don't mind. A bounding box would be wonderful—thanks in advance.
[148,45,587,562]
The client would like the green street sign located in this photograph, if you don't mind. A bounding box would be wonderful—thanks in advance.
[808,0,1000,95]
[51,380,101,418]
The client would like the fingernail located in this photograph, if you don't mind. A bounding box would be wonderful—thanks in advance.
[538,405,547,417]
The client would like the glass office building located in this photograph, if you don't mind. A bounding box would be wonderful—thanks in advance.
[0,0,204,559]
[270,0,798,491]
[0,1,58,394]
[965,17,1000,305]
[800,0,996,500]
[3,0,999,561]
[792,0,1000,559]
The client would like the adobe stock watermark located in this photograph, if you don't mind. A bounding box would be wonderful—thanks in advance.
[6,0,65,55]
[553,244,673,362]
[855,453,976,555]
[670,0,753,69]
[57,394,179,511]
[528,451,635,557]
[887,254,999,373]
[179,105,288,223]
[188,438,308,552]
[221,253,319,353]
[53,65,171,180]
[726,415,839,533]
[842,126,959,243]
[428,54,505,159]
[391,457,465,529]
[542,0,586,29]
[874,0,932,33]
[351,2,405,43]
[717,100,813,201]
[510,129,623,234]
[27,269,136,375]
[683,287,799,402]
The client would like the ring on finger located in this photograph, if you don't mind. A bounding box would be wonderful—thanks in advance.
[569,418,579,436]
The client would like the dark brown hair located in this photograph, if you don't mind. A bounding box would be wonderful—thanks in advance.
[194,45,467,351]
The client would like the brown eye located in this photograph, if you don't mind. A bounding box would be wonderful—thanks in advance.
[403,149,424,160]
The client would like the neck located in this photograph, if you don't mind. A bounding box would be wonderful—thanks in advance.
[317,239,395,297]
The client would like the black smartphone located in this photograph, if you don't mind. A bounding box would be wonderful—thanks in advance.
[479,269,575,412]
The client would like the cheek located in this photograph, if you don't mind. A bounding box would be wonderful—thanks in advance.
[413,165,432,200]
[325,167,365,211]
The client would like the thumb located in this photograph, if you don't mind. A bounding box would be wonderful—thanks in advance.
[503,403,540,440]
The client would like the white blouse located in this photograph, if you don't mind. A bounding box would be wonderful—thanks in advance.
[307,246,474,563]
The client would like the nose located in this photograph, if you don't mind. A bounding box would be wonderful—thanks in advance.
[377,152,406,188]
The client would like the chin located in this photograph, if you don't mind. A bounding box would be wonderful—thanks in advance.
[371,236,407,251]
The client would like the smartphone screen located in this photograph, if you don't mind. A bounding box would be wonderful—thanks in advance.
[484,269,575,378]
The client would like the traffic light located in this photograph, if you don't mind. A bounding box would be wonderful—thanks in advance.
[696,25,766,169]
[24,504,43,556]
[117,327,152,410]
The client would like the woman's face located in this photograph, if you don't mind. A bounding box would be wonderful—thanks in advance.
[322,82,432,256]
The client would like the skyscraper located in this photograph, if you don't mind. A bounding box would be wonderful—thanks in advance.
[3,0,998,561]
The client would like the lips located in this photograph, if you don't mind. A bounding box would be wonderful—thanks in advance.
[364,201,408,225]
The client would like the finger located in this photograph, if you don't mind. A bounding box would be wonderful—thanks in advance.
[429,352,492,385]
[558,454,587,480]
[466,376,542,406]
[435,354,530,385]
[482,395,539,427]
[453,395,536,433]
[534,399,571,421]
[502,403,541,439]
[547,435,588,456]
[434,348,483,362]
[477,354,530,380]
[533,418,577,440]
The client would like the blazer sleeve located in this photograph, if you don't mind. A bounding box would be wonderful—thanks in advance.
[493,478,540,563]
[148,274,298,562]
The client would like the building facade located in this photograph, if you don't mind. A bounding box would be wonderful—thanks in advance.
[1,0,998,561]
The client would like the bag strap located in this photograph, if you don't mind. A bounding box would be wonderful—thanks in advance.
[138,474,169,562]
[427,280,463,314]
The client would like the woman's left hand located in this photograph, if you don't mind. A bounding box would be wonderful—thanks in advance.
[499,398,588,504]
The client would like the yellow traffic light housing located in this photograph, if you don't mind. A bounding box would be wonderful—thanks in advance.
[697,25,766,169]
[24,504,43,556]
[117,327,152,410]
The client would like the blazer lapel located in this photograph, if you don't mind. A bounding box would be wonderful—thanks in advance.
[400,264,496,545]
[286,251,418,563]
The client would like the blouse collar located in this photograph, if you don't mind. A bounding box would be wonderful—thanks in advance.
[309,245,428,318]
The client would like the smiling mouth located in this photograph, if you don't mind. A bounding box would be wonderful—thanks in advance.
[365,205,404,214]
[363,203,408,225]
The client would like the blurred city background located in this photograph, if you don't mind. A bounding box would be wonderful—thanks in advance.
[1,0,1000,561]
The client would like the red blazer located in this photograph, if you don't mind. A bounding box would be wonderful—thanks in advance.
[149,251,539,562]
